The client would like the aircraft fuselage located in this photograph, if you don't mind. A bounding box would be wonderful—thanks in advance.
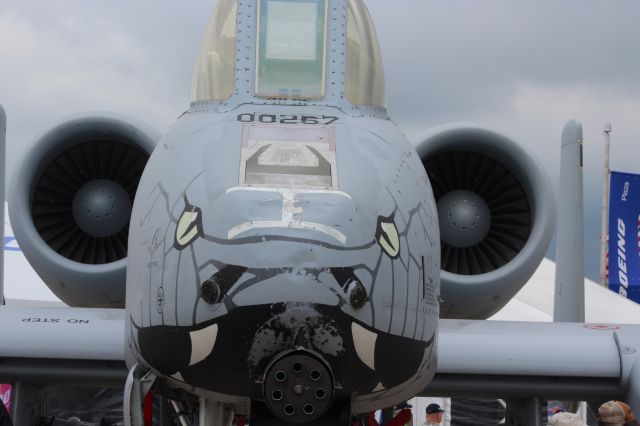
[126,103,440,417]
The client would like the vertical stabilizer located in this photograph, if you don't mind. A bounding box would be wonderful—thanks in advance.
[554,120,585,322]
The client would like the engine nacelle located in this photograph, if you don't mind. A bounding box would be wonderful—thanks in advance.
[415,125,554,319]
[9,113,160,308]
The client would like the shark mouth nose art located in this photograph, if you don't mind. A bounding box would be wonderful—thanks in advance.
[135,320,222,380]
[352,323,377,371]
[188,323,219,367]
[349,320,435,393]
[135,303,434,399]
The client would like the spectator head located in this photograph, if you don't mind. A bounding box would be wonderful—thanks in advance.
[395,402,412,410]
[426,404,443,415]
[426,404,444,423]
[598,401,626,425]
[616,401,637,423]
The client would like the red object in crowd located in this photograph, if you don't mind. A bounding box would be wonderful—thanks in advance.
[143,391,153,426]
[369,413,378,426]
[384,409,412,426]
[351,413,378,426]
[352,409,413,426]
[237,415,245,426]
[0,385,11,414]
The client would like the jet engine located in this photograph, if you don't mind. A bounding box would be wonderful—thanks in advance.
[9,113,160,308]
[415,125,554,319]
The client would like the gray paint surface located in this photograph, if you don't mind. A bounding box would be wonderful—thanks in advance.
[437,319,620,378]
[126,101,440,412]
[0,306,125,360]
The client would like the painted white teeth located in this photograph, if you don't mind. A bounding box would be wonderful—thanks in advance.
[372,382,385,392]
[351,322,377,371]
[172,372,185,382]
[189,323,219,366]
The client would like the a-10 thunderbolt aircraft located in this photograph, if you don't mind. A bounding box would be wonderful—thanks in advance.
[3,0,640,425]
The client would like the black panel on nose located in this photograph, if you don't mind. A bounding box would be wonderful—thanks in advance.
[137,325,191,376]
[135,303,434,400]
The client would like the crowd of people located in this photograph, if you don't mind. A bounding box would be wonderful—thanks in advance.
[546,401,639,426]
[1,398,638,425]
[351,403,444,426]
[353,401,640,426]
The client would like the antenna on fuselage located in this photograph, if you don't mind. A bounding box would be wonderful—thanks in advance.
[553,120,585,322]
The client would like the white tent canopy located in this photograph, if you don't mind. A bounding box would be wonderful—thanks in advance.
[490,257,640,324]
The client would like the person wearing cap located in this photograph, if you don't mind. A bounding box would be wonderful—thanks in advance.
[548,412,586,426]
[599,401,640,426]
[423,403,444,426]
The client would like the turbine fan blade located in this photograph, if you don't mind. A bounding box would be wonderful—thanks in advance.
[424,151,532,276]
[31,139,147,265]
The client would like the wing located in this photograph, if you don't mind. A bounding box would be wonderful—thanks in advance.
[0,306,126,384]
[428,319,640,409]
[4,310,639,409]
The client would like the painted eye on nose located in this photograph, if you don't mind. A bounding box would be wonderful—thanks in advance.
[174,199,204,250]
[376,213,400,258]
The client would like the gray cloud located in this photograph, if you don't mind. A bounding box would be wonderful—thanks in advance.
[2,0,639,283]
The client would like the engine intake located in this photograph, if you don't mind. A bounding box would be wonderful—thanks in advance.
[10,113,160,308]
[415,125,554,319]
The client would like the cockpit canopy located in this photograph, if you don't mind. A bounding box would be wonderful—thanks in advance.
[191,0,238,102]
[191,0,385,107]
[345,0,385,107]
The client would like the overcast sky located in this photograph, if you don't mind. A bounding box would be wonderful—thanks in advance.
[2,0,640,290]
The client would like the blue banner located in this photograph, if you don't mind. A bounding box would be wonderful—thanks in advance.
[608,171,640,303]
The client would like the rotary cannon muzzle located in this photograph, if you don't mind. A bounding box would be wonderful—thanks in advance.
[263,350,335,424]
